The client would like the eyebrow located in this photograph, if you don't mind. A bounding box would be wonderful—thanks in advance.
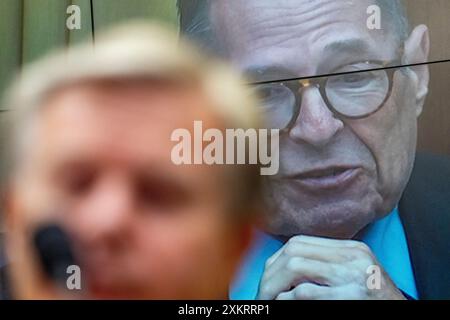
[244,66,298,83]
[323,38,371,56]
[244,39,374,84]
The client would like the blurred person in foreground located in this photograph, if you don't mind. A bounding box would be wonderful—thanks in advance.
[179,0,450,299]
[0,23,262,299]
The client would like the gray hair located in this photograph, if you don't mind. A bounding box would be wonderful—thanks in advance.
[178,0,410,55]
[376,0,410,41]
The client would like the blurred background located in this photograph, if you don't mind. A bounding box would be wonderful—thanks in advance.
[0,0,449,241]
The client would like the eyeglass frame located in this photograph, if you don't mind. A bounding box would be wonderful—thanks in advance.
[249,50,408,133]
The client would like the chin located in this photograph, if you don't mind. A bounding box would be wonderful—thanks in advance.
[89,284,150,299]
[266,199,381,240]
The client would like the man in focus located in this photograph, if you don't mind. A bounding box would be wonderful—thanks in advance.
[179,0,450,299]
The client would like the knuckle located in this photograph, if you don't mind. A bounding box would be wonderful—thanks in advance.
[351,253,374,270]
[343,249,358,260]
[330,264,354,286]
[349,243,372,260]
[286,256,304,272]
[354,241,371,254]
[286,235,302,247]
[352,249,368,261]
[294,283,314,299]
[284,243,299,256]
[285,237,298,247]
[290,235,303,242]
[264,258,274,269]
[258,283,274,299]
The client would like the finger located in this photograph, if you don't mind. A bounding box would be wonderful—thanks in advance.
[276,283,354,300]
[257,257,336,300]
[266,235,358,267]
[290,235,365,249]
[265,235,313,268]
[265,245,286,268]
[275,283,329,300]
[263,241,353,281]
[275,289,296,300]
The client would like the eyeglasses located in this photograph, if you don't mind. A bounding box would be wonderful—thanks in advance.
[250,59,404,131]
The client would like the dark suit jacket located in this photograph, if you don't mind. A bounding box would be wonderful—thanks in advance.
[399,153,450,300]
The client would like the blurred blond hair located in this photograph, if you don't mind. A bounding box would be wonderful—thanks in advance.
[1,21,263,220]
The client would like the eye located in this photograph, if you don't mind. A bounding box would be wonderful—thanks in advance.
[135,177,190,212]
[330,71,379,90]
[331,62,384,86]
[340,73,368,83]
[253,83,293,109]
[255,84,277,99]
[62,170,95,196]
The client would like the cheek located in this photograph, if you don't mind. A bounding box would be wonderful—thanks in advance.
[379,75,418,171]
[12,178,60,231]
[132,213,232,287]
[348,73,418,198]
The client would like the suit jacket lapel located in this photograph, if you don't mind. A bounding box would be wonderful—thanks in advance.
[399,153,450,300]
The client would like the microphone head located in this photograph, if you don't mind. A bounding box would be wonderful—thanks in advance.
[33,224,77,287]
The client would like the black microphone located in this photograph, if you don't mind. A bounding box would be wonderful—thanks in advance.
[32,224,77,287]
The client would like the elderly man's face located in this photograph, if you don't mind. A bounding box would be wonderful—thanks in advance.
[7,81,249,299]
[210,0,429,238]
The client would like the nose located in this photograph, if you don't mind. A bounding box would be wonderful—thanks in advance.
[75,178,134,247]
[288,85,344,147]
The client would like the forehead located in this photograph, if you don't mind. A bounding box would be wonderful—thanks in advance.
[44,80,213,129]
[33,81,223,166]
[210,0,396,78]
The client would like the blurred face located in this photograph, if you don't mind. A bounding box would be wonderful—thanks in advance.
[7,80,249,299]
[210,0,429,238]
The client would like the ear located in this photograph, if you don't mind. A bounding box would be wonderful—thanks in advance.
[2,185,14,232]
[404,24,430,117]
[2,182,21,234]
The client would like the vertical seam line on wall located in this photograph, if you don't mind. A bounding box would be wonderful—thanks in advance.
[19,0,24,67]
[66,0,72,46]
[90,0,95,45]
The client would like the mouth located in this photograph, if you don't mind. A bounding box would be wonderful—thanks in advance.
[285,166,361,190]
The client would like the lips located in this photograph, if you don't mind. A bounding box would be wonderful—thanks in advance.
[285,166,362,190]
